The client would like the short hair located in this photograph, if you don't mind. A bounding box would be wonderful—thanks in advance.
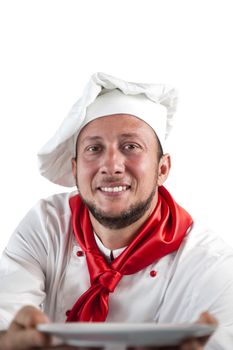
[155,133,164,160]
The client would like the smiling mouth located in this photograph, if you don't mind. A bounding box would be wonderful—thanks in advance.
[99,185,131,193]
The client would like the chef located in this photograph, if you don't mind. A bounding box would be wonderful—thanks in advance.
[0,73,232,349]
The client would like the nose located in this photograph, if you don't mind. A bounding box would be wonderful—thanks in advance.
[99,147,125,175]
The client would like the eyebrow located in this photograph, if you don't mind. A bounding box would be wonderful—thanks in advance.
[81,133,142,144]
[119,133,142,139]
[80,136,103,145]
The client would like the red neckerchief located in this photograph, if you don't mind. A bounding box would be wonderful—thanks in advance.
[66,186,193,322]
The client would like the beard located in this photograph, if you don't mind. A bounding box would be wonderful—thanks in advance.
[78,187,157,230]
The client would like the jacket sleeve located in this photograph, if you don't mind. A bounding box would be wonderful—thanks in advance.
[194,254,233,350]
[0,202,48,330]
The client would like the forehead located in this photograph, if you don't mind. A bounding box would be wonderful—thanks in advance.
[77,114,156,142]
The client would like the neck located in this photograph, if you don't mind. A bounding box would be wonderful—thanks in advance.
[89,196,158,250]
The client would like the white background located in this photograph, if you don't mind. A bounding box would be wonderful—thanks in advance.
[0,0,233,255]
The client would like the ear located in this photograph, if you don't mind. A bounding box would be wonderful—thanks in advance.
[157,153,171,186]
[71,158,77,179]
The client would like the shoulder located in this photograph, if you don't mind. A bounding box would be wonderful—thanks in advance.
[36,191,77,216]
[177,220,233,285]
[182,220,233,257]
[18,191,77,228]
[6,192,78,257]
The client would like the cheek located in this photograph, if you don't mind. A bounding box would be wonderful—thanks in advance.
[129,156,157,177]
[76,160,98,186]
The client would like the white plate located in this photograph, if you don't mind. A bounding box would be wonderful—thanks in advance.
[37,322,216,347]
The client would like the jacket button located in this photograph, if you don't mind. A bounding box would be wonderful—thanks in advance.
[76,250,84,257]
[150,270,157,277]
[66,310,71,316]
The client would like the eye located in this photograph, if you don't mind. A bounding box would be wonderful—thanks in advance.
[123,143,140,151]
[86,145,102,153]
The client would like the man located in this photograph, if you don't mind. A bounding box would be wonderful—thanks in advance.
[0,73,232,350]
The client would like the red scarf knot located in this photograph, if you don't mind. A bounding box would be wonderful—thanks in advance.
[98,270,122,292]
[67,186,193,322]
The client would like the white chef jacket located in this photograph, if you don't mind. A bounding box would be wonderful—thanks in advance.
[0,191,233,349]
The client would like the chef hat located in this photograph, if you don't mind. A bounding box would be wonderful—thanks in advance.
[38,72,178,187]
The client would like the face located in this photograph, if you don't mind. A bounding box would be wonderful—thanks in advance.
[72,114,170,229]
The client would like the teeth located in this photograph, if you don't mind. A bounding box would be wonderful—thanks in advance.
[100,186,128,193]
